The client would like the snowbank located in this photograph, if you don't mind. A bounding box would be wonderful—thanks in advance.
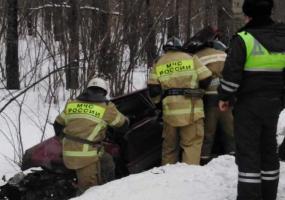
[72,156,285,200]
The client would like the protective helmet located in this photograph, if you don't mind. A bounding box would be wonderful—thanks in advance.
[87,77,108,93]
[183,26,219,54]
[163,36,183,52]
[242,0,273,18]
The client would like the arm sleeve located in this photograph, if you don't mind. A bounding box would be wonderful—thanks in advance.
[199,76,212,89]
[218,36,246,101]
[105,102,129,131]
[147,65,161,104]
[53,120,64,137]
[193,55,213,81]
[53,111,66,136]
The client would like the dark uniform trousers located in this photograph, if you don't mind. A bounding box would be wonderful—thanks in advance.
[234,97,281,200]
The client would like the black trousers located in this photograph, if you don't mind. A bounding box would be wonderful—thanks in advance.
[234,97,281,200]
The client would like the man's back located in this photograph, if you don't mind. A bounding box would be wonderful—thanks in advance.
[149,50,212,126]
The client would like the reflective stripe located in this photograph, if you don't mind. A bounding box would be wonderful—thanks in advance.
[261,169,279,175]
[261,175,279,181]
[244,68,284,72]
[65,114,106,125]
[164,108,192,116]
[238,178,261,183]
[163,106,203,116]
[197,66,210,74]
[63,150,100,157]
[110,113,123,126]
[239,172,261,177]
[221,84,237,92]
[205,91,218,95]
[63,149,104,157]
[158,70,196,81]
[199,54,227,66]
[220,79,239,88]
[82,123,105,152]
[194,107,204,114]
[191,71,198,88]
[88,123,105,141]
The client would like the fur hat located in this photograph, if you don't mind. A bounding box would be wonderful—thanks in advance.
[242,0,274,18]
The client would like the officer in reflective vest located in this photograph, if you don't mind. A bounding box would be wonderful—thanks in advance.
[218,0,285,199]
[148,37,212,165]
[54,77,129,193]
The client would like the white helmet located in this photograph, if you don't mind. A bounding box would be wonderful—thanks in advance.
[87,77,108,92]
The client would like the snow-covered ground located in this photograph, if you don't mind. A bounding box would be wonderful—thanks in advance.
[71,155,285,200]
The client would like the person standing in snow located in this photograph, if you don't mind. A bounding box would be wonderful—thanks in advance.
[218,0,285,199]
[147,37,212,165]
[53,77,129,193]
[184,27,235,165]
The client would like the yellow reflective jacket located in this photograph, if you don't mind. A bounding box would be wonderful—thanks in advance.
[55,100,127,169]
[195,48,227,94]
[148,51,212,127]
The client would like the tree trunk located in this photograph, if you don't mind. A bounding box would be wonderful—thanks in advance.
[186,0,192,40]
[97,0,113,77]
[6,0,19,89]
[52,1,64,42]
[167,0,179,38]
[44,4,52,32]
[66,0,79,89]
[218,0,233,45]
[26,0,33,36]
[145,0,157,69]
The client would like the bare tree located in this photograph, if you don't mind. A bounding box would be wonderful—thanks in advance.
[6,0,19,89]
[186,0,192,40]
[66,0,79,89]
[145,0,157,69]
[167,0,180,38]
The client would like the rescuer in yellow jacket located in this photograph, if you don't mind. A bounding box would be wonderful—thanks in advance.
[197,47,235,161]
[148,37,212,165]
[183,27,235,164]
[53,77,129,193]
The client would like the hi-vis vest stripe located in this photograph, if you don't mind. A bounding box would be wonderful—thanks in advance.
[156,60,194,78]
[238,31,285,72]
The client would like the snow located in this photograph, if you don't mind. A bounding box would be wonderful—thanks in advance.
[71,156,237,200]
[71,155,285,200]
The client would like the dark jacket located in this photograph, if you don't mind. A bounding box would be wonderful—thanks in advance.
[218,18,285,102]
